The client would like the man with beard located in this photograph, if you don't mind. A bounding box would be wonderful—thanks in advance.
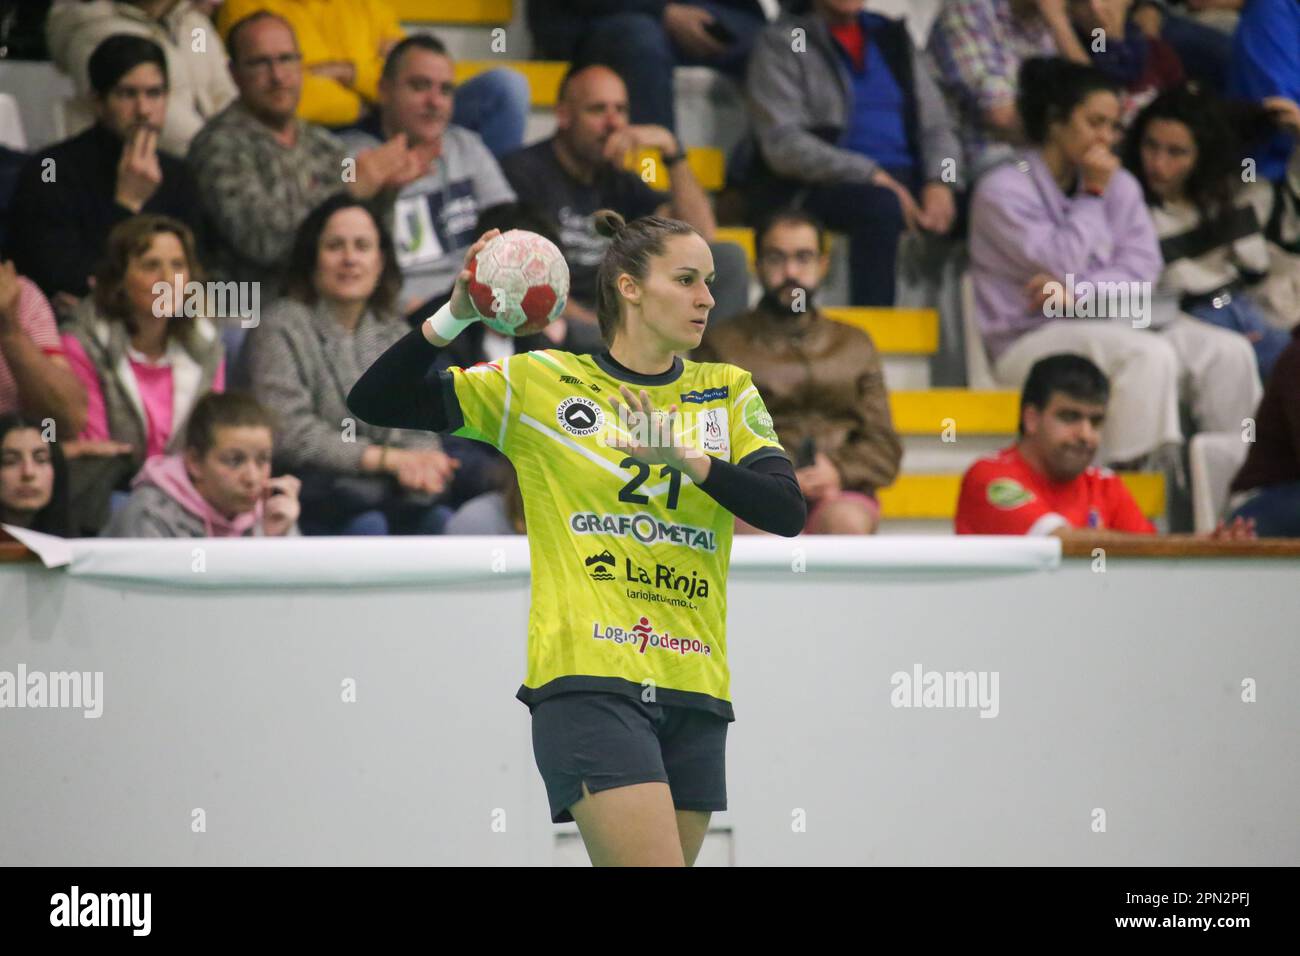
[5,34,202,314]
[691,208,901,534]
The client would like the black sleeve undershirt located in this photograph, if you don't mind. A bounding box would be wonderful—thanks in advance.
[347,329,808,536]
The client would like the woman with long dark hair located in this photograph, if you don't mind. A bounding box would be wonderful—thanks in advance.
[969,56,1260,466]
[1122,86,1296,380]
[0,413,71,536]
[348,211,806,865]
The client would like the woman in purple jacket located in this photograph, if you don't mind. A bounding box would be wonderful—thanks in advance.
[969,56,1260,467]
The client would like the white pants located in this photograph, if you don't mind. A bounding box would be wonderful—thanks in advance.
[993,318,1262,462]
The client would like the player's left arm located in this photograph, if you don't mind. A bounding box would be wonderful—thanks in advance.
[701,370,804,535]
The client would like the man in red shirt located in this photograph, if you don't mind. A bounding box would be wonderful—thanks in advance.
[956,353,1253,540]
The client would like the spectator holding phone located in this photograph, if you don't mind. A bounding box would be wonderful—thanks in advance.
[104,390,300,536]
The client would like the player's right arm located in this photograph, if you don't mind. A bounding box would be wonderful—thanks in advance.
[348,230,516,448]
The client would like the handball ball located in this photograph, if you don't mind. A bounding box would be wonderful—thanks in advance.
[467,230,570,336]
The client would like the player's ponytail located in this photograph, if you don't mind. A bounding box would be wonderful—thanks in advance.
[593,209,697,344]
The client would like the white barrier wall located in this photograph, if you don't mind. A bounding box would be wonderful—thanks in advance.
[1,535,1296,866]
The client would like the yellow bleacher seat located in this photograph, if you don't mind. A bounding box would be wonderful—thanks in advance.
[824,307,938,354]
[878,473,1166,521]
[623,147,725,192]
[888,390,1019,435]
[454,60,567,108]
[393,1,512,23]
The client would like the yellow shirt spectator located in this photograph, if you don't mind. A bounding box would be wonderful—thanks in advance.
[217,0,406,126]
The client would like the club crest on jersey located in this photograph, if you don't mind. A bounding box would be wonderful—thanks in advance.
[557,395,605,436]
[697,407,729,457]
[680,386,728,404]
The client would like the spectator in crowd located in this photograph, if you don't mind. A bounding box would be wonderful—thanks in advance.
[0,413,71,537]
[5,34,202,312]
[745,0,963,306]
[956,353,1256,538]
[1227,326,1300,537]
[968,57,1261,467]
[215,0,530,154]
[60,215,225,474]
[444,462,527,535]
[1128,1,1233,93]
[47,0,237,155]
[0,262,88,438]
[1068,0,1184,127]
[188,11,423,300]
[929,0,1091,177]
[499,64,746,351]
[241,194,457,535]
[692,208,900,533]
[103,390,301,536]
[1229,0,1300,184]
[1123,87,1296,380]
[528,0,768,133]
[338,35,517,323]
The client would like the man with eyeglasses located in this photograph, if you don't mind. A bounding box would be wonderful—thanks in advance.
[691,208,901,535]
[188,10,424,301]
[5,34,203,316]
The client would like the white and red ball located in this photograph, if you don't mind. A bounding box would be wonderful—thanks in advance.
[467,229,570,336]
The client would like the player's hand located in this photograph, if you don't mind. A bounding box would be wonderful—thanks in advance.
[447,228,501,322]
[608,383,708,476]
[261,475,301,536]
[115,126,163,213]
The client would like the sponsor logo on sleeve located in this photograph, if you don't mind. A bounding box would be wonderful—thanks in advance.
[986,478,1034,510]
[741,392,779,443]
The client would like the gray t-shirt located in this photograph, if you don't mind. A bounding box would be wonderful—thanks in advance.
[341,123,516,309]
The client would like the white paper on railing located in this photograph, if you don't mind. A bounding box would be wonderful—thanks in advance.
[3,527,1059,588]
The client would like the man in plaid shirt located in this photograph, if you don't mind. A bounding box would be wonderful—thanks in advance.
[929,0,1090,175]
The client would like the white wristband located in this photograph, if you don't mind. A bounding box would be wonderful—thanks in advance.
[425,301,476,343]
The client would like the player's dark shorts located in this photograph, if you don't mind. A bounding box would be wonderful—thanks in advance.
[529,691,728,824]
